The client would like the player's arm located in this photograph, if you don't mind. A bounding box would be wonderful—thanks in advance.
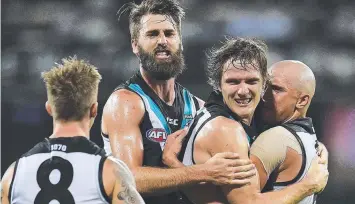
[162,125,256,185]
[101,90,250,195]
[102,89,145,168]
[250,127,289,189]
[102,157,144,204]
[1,162,16,204]
[200,117,328,204]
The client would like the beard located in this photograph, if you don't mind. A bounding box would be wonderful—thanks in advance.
[137,45,185,80]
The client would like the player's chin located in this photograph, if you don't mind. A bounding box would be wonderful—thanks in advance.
[234,106,254,119]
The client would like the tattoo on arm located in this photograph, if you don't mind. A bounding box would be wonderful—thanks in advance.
[117,180,136,203]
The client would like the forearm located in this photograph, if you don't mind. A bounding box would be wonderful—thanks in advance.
[133,165,208,195]
[254,182,314,204]
[162,154,185,168]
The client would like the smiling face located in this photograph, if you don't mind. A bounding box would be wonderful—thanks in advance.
[220,59,264,124]
[132,14,185,80]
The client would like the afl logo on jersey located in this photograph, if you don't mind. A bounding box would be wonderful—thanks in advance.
[146,128,167,143]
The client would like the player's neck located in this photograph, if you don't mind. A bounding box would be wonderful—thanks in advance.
[140,68,175,106]
[283,111,303,123]
[50,120,90,139]
[241,115,253,126]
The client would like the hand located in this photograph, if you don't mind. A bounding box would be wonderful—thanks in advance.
[316,141,328,167]
[302,156,329,194]
[203,152,256,186]
[162,127,189,168]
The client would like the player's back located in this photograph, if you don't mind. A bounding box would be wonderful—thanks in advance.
[9,136,110,204]
[263,118,318,204]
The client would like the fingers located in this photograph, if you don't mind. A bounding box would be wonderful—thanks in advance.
[232,163,255,173]
[169,128,186,138]
[317,143,329,166]
[227,159,252,167]
[213,152,240,160]
[232,168,256,180]
[176,127,189,142]
[228,178,252,185]
[169,127,189,140]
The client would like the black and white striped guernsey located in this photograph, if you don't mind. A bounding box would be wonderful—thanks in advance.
[9,136,110,204]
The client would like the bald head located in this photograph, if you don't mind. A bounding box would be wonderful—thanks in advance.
[261,60,316,124]
[269,60,316,99]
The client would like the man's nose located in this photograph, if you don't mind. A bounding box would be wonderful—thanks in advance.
[237,83,249,96]
[157,34,168,45]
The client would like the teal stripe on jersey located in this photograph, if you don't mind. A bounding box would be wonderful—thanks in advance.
[129,84,171,134]
[181,89,193,128]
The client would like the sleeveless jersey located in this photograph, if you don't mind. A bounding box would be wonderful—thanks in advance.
[262,118,319,204]
[179,91,257,166]
[102,72,200,204]
[9,136,110,204]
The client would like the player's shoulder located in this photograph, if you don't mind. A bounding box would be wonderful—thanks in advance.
[201,116,246,139]
[212,116,244,131]
[21,139,50,157]
[104,88,145,113]
[254,125,296,147]
[259,125,294,139]
[112,88,143,103]
[1,161,16,199]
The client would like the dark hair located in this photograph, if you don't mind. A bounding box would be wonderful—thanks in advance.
[118,0,185,41]
[206,37,269,90]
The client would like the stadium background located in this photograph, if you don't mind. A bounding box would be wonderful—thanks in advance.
[2,0,355,203]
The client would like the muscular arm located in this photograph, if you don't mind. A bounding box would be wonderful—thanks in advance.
[198,117,316,204]
[101,90,218,195]
[250,126,301,189]
[1,162,16,204]
[104,157,145,204]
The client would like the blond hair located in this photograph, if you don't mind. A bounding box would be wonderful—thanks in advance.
[42,57,102,121]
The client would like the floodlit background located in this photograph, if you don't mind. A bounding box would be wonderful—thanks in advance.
[2,0,355,203]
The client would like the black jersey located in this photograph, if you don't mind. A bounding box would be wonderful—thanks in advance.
[102,72,200,204]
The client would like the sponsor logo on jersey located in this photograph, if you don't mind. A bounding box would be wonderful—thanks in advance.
[184,114,194,127]
[167,117,179,126]
[146,128,167,143]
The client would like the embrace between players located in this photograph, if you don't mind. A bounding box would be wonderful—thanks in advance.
[1,0,329,204]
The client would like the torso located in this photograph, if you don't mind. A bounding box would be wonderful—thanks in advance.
[102,72,200,204]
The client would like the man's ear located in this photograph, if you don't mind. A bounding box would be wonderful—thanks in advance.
[45,101,53,116]
[90,102,98,118]
[132,39,139,55]
[296,94,310,109]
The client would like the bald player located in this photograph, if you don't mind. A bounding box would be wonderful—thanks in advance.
[163,38,329,204]
[250,60,320,203]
